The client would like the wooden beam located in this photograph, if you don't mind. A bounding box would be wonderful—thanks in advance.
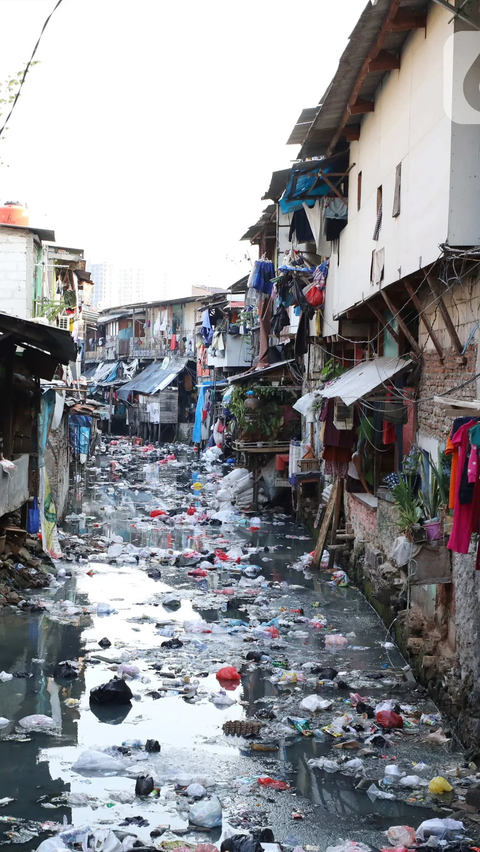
[318,170,348,205]
[380,289,422,356]
[426,273,466,360]
[350,99,375,115]
[389,9,427,31]
[404,279,444,363]
[368,50,401,72]
[342,126,361,142]
[368,302,400,344]
[326,0,402,156]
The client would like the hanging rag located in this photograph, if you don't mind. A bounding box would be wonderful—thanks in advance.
[252,259,275,296]
[302,201,323,253]
[201,310,213,347]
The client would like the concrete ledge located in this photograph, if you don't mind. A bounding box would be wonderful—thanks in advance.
[351,493,378,510]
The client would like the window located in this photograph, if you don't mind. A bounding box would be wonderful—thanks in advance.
[357,171,362,210]
[373,185,383,240]
[392,162,402,217]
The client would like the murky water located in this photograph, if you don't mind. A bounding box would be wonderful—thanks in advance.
[0,445,466,850]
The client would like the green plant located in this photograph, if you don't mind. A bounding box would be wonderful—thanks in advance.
[392,476,422,532]
[418,450,449,520]
[320,358,345,382]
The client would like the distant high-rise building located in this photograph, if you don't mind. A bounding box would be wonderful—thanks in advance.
[87,262,145,309]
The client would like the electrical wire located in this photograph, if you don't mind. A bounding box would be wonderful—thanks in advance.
[0,0,64,139]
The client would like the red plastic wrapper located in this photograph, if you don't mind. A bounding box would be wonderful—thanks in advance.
[257,777,290,791]
[216,666,241,681]
[187,507,196,516]
[376,710,404,728]
[150,509,167,518]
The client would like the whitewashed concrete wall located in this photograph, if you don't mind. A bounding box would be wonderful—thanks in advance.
[328,2,453,319]
[0,227,36,319]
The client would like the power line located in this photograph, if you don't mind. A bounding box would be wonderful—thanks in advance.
[0,0,64,139]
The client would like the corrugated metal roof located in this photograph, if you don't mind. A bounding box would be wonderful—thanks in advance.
[320,356,412,405]
[262,169,293,202]
[0,311,76,364]
[289,0,429,157]
[286,108,320,146]
[117,357,187,400]
[0,223,55,241]
[228,359,295,384]
[241,205,276,242]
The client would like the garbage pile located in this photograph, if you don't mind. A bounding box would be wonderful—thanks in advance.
[2,439,479,852]
[0,530,57,606]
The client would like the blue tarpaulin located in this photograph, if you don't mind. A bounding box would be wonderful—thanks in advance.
[69,414,92,457]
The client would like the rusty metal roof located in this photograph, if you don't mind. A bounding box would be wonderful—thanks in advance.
[241,205,276,243]
[262,169,292,202]
[290,0,429,157]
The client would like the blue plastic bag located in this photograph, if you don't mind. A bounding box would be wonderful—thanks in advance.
[27,497,40,534]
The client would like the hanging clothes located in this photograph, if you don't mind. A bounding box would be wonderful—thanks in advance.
[201,310,213,347]
[302,201,323,253]
[289,208,314,244]
[447,420,479,554]
[252,259,275,295]
[324,197,348,219]
[445,417,474,509]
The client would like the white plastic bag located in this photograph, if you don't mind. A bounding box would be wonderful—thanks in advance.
[386,826,416,847]
[186,783,206,797]
[0,671,13,682]
[189,794,222,827]
[18,714,57,732]
[71,749,125,775]
[416,819,464,841]
[300,695,333,713]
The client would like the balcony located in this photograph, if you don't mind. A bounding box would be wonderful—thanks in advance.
[129,336,191,359]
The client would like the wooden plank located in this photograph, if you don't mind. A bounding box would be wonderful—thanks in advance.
[380,289,422,356]
[350,99,374,115]
[326,0,402,157]
[368,51,401,72]
[318,170,348,205]
[390,9,427,31]
[330,478,344,545]
[312,481,338,567]
[404,279,444,362]
[368,302,400,343]
[426,273,465,359]
[342,126,361,142]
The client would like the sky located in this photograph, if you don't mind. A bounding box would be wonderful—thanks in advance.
[0,0,365,301]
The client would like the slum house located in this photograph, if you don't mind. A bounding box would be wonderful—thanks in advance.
[0,311,76,551]
[84,296,199,436]
[254,0,480,746]
[116,356,196,442]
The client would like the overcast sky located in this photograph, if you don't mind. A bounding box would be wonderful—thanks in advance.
[0,0,365,300]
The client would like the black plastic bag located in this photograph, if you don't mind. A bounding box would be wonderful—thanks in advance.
[145,739,160,753]
[135,775,154,796]
[162,638,183,649]
[246,651,263,662]
[54,661,79,680]
[98,637,112,648]
[90,677,132,705]
[221,836,263,852]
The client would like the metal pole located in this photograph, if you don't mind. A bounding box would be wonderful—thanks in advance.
[108,386,113,435]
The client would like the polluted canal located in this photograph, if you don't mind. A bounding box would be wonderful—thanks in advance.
[0,439,475,852]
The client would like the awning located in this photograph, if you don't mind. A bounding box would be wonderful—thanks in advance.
[117,357,187,401]
[319,356,412,406]
[0,311,76,364]
[228,359,295,384]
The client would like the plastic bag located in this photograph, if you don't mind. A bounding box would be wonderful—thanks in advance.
[326,843,370,852]
[71,749,125,775]
[415,818,464,841]
[36,839,67,852]
[118,664,140,679]
[0,717,9,728]
[135,775,154,796]
[0,671,13,682]
[307,758,339,773]
[376,710,403,728]
[428,776,453,793]
[216,666,241,681]
[189,794,223,827]
[386,826,416,847]
[300,695,333,713]
[18,714,57,731]
[90,677,133,705]
[257,777,290,790]
[186,783,206,797]
[325,635,348,648]
[54,660,80,680]
[220,837,263,852]
[27,497,40,534]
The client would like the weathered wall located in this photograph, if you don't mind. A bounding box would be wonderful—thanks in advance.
[45,413,69,521]
[0,454,29,517]
[0,227,35,319]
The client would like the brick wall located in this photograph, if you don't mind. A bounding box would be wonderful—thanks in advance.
[0,228,35,319]
[417,346,477,441]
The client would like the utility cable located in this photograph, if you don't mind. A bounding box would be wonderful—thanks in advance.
[0,0,64,139]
